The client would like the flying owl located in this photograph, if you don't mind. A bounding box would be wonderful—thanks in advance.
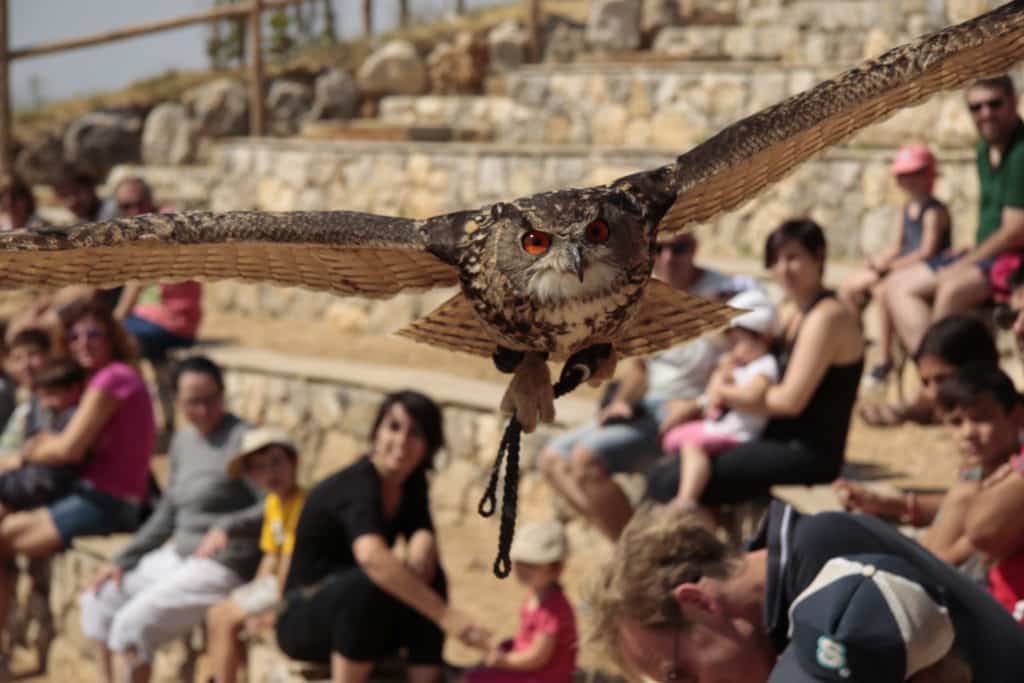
[1,1,1024,432]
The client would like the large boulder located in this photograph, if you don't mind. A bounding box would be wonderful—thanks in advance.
[642,0,678,37]
[308,68,360,120]
[14,135,64,186]
[356,40,428,96]
[427,32,488,94]
[183,77,249,137]
[267,79,314,135]
[586,0,642,51]
[63,109,143,181]
[142,102,197,165]
[488,20,529,72]
[542,16,586,63]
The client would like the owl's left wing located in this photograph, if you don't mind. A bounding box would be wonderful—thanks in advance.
[656,0,1024,236]
[0,210,462,298]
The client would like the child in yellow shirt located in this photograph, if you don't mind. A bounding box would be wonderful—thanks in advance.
[206,427,307,683]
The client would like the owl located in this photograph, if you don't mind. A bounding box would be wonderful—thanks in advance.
[1,1,1023,431]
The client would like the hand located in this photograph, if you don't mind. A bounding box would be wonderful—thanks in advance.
[484,647,506,667]
[89,563,124,593]
[598,400,633,425]
[715,354,739,374]
[657,399,700,437]
[242,611,276,636]
[982,462,1015,489]
[832,479,903,519]
[441,608,492,651]
[194,527,229,559]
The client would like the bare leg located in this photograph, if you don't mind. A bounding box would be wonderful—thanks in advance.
[207,599,248,683]
[884,264,938,355]
[406,664,443,683]
[112,649,151,683]
[571,449,634,542]
[676,445,712,506]
[91,639,115,683]
[331,652,373,683]
[538,449,589,516]
[838,267,879,313]
[932,266,991,319]
[0,509,63,653]
[873,280,896,367]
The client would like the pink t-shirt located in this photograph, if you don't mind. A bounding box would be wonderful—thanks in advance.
[80,362,156,500]
[512,587,577,683]
[133,281,203,339]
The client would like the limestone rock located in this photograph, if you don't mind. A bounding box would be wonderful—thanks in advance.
[312,430,364,482]
[357,40,428,96]
[488,20,529,72]
[308,68,360,120]
[642,0,678,36]
[63,109,143,181]
[428,32,488,94]
[651,26,724,58]
[267,79,314,135]
[542,16,586,63]
[183,77,249,137]
[14,134,64,187]
[142,102,197,165]
[586,0,642,51]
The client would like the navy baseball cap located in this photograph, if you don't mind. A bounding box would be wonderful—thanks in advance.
[769,554,955,682]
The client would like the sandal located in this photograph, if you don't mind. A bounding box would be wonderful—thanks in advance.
[858,402,907,427]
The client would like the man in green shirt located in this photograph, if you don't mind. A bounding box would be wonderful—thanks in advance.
[884,75,1024,357]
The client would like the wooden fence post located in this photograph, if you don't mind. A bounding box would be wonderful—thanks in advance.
[249,0,265,136]
[527,0,541,62]
[0,0,10,175]
[398,0,409,27]
[362,0,373,36]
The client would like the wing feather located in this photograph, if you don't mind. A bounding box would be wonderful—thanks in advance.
[658,0,1024,235]
[0,210,459,298]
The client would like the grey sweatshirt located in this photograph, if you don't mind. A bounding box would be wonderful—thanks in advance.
[114,413,263,579]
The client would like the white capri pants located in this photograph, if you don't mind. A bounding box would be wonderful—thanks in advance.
[80,545,243,661]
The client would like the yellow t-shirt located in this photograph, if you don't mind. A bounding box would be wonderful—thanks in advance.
[259,487,307,556]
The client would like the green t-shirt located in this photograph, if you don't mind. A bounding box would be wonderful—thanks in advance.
[976,118,1024,244]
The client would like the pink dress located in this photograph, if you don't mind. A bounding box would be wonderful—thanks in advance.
[80,362,156,500]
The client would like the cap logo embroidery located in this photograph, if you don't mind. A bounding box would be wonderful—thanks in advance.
[816,636,850,677]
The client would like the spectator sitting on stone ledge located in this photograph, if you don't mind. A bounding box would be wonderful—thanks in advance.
[79,355,258,683]
[0,174,45,231]
[205,426,306,683]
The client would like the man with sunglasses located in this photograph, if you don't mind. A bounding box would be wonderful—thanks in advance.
[537,233,760,540]
[887,75,1024,361]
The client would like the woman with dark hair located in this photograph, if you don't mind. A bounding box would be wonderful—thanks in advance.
[275,390,490,683]
[0,299,156,658]
[646,219,865,508]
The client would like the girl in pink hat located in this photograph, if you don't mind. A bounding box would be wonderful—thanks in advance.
[839,143,952,389]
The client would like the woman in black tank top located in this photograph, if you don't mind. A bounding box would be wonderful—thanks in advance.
[647,220,864,506]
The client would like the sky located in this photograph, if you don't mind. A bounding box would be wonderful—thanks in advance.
[9,0,498,109]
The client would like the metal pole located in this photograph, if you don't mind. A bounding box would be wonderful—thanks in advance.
[249,0,265,136]
[0,0,10,175]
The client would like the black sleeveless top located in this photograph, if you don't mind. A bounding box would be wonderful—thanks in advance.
[899,197,950,257]
[765,291,864,462]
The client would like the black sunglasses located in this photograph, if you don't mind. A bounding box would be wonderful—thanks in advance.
[658,241,695,256]
[968,97,1006,114]
[994,304,1021,330]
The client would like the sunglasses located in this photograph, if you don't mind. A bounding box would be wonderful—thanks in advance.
[968,97,1006,114]
[68,328,105,343]
[658,241,696,256]
[994,304,1021,330]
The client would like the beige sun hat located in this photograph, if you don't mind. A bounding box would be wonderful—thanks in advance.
[509,520,568,564]
[226,426,297,478]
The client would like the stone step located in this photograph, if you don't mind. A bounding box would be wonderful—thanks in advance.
[299,119,492,143]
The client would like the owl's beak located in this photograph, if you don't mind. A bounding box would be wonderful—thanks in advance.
[566,243,585,282]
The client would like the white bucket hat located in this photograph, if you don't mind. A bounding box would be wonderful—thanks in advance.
[226,426,297,478]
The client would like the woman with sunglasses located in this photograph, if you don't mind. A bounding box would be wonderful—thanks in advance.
[0,298,156,664]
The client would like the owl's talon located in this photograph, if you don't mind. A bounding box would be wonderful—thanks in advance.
[500,352,554,433]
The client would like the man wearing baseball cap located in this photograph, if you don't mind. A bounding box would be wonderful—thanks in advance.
[590,501,1024,682]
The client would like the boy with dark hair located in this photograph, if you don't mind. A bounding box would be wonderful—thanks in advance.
[0,359,88,512]
[0,327,51,452]
[920,363,1023,568]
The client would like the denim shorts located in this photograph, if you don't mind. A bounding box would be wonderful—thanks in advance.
[48,483,140,547]
[544,397,667,474]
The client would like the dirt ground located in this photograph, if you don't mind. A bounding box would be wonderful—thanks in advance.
[9,310,968,682]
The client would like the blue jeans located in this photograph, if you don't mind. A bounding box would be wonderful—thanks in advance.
[123,315,194,360]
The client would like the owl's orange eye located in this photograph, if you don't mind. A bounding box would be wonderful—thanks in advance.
[521,230,553,255]
[585,220,610,243]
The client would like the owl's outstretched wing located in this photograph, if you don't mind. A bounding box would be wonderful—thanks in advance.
[656,0,1024,236]
[0,210,462,297]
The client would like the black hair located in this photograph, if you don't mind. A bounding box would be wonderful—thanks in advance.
[370,390,445,471]
[914,315,998,368]
[34,358,87,390]
[171,355,224,394]
[764,218,827,269]
[938,362,1020,414]
[9,327,51,354]
[970,75,1016,99]
[3,175,36,217]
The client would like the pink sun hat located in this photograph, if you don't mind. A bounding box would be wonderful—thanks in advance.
[891,144,937,176]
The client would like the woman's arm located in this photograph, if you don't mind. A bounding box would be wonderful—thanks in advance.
[488,634,557,672]
[965,467,1024,559]
[405,529,438,584]
[887,206,950,271]
[113,282,143,320]
[254,553,279,580]
[872,211,907,270]
[23,387,118,465]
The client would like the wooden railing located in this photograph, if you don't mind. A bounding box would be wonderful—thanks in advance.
[0,0,544,176]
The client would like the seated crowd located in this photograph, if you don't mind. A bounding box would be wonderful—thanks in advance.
[1,75,1024,683]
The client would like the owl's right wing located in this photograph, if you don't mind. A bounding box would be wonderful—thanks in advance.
[0,210,463,298]
[656,0,1024,236]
